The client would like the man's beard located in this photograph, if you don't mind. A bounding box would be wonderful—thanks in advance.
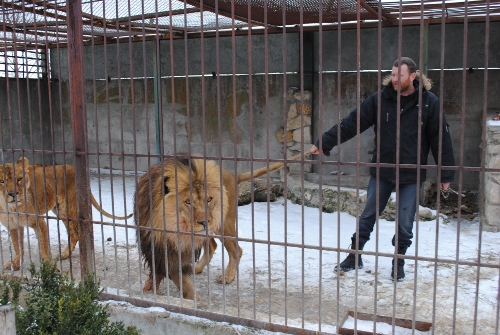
[393,78,412,95]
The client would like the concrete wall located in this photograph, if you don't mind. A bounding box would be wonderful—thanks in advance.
[50,23,500,79]
[315,23,499,72]
[50,34,300,80]
[0,78,73,166]
[56,74,302,172]
[106,301,290,335]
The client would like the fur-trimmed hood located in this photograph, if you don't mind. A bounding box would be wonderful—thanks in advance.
[382,72,433,91]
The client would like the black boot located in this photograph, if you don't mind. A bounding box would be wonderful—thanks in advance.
[335,237,365,272]
[391,246,408,282]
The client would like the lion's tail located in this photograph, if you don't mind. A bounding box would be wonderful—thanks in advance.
[236,152,310,184]
[91,193,133,220]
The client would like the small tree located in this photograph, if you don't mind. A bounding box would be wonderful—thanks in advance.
[2,261,140,335]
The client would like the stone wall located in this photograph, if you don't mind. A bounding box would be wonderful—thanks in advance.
[483,112,500,232]
[276,88,312,174]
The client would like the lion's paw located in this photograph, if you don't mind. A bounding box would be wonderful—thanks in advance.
[194,262,206,274]
[142,278,162,293]
[216,273,235,285]
[60,249,70,260]
[4,259,21,271]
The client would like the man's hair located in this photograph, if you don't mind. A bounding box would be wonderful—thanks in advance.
[393,57,417,73]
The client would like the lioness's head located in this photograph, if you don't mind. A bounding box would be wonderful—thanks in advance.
[137,157,228,251]
[0,157,32,210]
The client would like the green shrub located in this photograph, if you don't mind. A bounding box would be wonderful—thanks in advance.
[3,261,140,335]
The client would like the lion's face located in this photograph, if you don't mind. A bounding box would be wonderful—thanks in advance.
[0,158,32,210]
[152,158,228,250]
[166,180,219,235]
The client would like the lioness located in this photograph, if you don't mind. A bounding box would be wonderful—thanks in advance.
[0,157,132,270]
[135,153,307,300]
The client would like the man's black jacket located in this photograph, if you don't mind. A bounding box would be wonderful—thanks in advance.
[315,76,455,184]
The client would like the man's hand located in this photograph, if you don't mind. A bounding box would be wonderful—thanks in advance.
[440,182,450,191]
[310,145,320,155]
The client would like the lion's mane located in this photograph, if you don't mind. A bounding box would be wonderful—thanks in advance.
[135,157,228,300]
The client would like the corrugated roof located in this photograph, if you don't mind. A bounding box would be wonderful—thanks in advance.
[0,0,498,51]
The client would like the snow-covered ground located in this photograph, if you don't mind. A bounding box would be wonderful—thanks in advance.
[1,169,498,334]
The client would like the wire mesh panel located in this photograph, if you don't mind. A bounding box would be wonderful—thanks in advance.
[0,1,499,334]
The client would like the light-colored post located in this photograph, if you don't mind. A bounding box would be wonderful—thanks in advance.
[0,305,16,335]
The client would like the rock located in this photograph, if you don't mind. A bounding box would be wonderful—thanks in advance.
[418,207,434,220]
[276,128,293,143]
[238,180,283,206]
[296,102,311,115]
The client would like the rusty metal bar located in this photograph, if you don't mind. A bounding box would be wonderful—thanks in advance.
[476,1,491,332]
[455,2,470,332]
[66,0,94,279]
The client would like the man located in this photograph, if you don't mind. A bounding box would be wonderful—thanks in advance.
[310,57,455,281]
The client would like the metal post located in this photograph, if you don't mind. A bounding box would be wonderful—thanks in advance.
[66,0,94,279]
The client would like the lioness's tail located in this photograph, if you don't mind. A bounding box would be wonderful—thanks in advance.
[236,152,310,184]
[91,194,133,220]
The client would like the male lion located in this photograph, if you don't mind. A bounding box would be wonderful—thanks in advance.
[135,153,306,300]
[0,157,132,270]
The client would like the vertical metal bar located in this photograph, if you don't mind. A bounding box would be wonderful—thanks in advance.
[263,0,272,324]
[229,0,240,317]
[298,0,305,328]
[16,1,37,273]
[167,0,177,303]
[135,0,148,301]
[281,0,289,326]
[111,0,121,295]
[124,0,134,297]
[475,1,490,332]
[432,2,448,333]
[198,0,210,310]
[214,0,225,313]
[153,39,162,159]
[246,0,256,321]
[66,0,94,279]
[52,0,73,278]
[413,3,426,332]
[392,1,404,331]
[373,1,384,330]
[180,0,192,306]
[40,0,59,271]
[30,2,56,281]
[422,19,429,76]
[316,0,324,332]
[353,2,363,332]
[454,1,469,333]
[99,0,110,288]
[88,0,106,288]
[334,0,342,328]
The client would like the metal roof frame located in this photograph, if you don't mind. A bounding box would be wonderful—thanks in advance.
[0,0,499,51]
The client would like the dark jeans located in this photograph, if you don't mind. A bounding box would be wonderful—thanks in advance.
[353,176,418,248]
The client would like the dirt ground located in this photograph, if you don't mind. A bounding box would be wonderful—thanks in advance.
[424,189,480,221]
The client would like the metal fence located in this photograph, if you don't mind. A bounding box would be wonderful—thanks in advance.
[1,1,499,334]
